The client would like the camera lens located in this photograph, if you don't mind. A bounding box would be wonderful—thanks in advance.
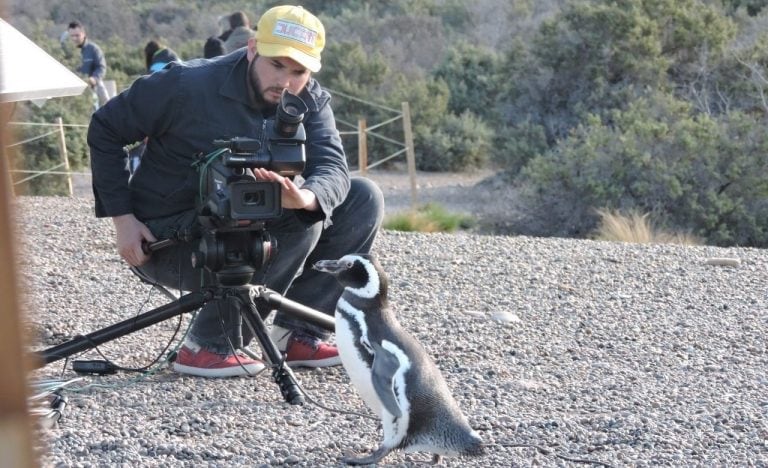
[243,190,265,206]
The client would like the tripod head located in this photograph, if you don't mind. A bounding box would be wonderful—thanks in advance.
[192,229,273,287]
[142,225,273,287]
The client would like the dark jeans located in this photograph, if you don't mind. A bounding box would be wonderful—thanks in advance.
[135,177,384,353]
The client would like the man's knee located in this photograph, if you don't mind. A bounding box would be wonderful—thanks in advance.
[324,177,384,245]
[347,177,385,223]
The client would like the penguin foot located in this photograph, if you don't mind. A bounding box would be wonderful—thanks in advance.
[342,446,392,465]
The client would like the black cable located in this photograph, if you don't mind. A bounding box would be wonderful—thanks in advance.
[491,441,616,467]
[290,371,378,421]
[79,240,195,373]
[71,284,184,373]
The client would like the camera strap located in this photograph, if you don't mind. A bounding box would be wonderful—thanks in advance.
[192,148,229,206]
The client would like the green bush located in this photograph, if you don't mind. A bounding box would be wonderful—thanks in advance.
[498,0,735,146]
[515,93,768,246]
[416,112,493,172]
[434,41,503,118]
[492,120,549,174]
[415,111,492,172]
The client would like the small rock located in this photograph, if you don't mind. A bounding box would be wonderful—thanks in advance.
[462,309,486,318]
[284,454,301,464]
[491,311,522,324]
[704,257,740,267]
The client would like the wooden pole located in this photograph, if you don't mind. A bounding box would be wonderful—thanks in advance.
[357,118,368,175]
[56,117,72,196]
[401,101,418,208]
[0,102,37,468]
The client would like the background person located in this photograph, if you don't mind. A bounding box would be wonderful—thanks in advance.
[222,10,255,53]
[128,40,182,176]
[144,39,181,73]
[216,13,234,42]
[87,5,384,378]
[67,20,110,109]
[203,36,226,58]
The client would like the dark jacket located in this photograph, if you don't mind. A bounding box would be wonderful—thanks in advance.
[88,50,349,227]
[78,39,107,79]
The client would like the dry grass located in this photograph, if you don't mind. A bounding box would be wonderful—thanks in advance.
[593,209,702,246]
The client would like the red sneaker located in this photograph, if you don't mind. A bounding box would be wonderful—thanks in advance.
[285,332,342,368]
[173,342,265,378]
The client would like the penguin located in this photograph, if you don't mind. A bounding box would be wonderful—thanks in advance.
[313,253,485,465]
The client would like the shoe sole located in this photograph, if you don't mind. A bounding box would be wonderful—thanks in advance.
[173,361,266,378]
[286,356,342,368]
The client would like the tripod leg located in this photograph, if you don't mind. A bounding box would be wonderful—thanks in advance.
[235,290,304,405]
[37,290,212,368]
[251,286,335,333]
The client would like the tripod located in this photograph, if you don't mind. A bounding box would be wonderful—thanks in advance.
[35,232,336,406]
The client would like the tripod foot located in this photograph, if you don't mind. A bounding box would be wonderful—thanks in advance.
[272,361,304,405]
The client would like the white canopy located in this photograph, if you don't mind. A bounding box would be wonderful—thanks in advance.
[0,18,87,103]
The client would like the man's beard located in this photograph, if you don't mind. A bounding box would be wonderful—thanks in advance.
[247,58,277,112]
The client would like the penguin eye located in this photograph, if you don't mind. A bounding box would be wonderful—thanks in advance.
[344,260,354,268]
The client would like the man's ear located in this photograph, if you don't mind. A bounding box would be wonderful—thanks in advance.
[246,38,257,60]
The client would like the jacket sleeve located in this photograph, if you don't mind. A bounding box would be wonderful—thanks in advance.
[88,69,181,217]
[80,43,107,79]
[92,44,107,80]
[298,94,350,227]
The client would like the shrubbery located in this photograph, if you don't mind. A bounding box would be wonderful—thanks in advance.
[514,94,768,246]
[415,111,492,172]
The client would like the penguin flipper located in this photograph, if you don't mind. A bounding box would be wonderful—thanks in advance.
[342,445,393,465]
[370,342,403,418]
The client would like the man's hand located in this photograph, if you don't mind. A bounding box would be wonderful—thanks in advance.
[251,168,319,211]
[112,214,156,267]
[87,76,97,87]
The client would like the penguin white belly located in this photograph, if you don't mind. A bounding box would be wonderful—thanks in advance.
[335,312,383,415]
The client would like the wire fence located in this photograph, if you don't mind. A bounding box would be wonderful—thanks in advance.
[5,90,419,204]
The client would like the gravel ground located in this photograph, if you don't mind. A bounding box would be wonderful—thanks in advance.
[16,179,768,467]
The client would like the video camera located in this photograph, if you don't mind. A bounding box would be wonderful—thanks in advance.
[197,89,309,232]
[191,90,308,285]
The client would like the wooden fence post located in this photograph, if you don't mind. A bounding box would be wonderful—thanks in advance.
[357,118,368,175]
[401,101,418,208]
[0,102,37,468]
[55,117,72,196]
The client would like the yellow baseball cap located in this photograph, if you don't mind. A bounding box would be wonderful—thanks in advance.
[255,5,325,72]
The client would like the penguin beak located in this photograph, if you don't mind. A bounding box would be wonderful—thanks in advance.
[312,259,348,274]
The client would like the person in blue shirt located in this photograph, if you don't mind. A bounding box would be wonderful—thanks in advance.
[144,39,181,74]
[68,21,110,108]
[88,6,384,378]
[126,40,181,175]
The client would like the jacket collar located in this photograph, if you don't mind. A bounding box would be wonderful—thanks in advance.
[219,50,252,107]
